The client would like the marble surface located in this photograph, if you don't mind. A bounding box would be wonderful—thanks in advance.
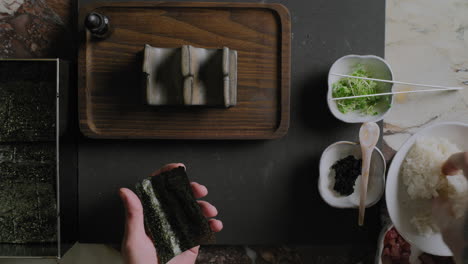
[0,0,72,58]
[383,0,468,158]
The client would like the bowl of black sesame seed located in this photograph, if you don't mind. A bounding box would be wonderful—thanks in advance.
[318,141,386,208]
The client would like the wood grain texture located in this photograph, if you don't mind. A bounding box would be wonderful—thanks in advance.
[78,2,290,139]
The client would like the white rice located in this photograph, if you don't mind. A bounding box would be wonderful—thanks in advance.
[401,137,467,235]
[410,212,439,235]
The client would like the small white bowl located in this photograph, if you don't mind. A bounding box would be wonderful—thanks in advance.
[319,141,386,208]
[327,54,394,123]
[386,122,468,256]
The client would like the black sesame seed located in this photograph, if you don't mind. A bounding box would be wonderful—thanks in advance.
[331,155,362,196]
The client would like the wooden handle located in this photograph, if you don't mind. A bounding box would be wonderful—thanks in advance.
[358,149,372,226]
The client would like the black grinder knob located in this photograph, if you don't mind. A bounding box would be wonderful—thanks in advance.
[85,12,110,37]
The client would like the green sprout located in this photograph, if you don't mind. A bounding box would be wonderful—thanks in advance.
[332,64,390,116]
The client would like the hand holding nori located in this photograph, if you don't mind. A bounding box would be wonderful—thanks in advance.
[135,166,214,264]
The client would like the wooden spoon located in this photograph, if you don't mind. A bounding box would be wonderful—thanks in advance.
[358,122,380,226]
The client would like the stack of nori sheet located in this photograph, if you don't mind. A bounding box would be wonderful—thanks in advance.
[136,167,214,264]
[0,62,56,142]
[0,61,57,243]
[0,144,56,243]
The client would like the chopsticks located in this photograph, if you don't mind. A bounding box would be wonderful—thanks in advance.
[329,73,464,101]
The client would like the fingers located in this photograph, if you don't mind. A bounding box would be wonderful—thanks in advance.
[197,195,223,232]
[197,200,218,218]
[191,182,208,198]
[193,183,222,232]
[148,164,224,234]
[119,188,146,239]
[209,219,223,232]
[151,163,185,177]
[442,152,468,176]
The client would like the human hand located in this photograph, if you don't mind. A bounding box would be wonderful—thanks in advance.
[432,152,468,263]
[119,163,223,264]
[441,152,468,177]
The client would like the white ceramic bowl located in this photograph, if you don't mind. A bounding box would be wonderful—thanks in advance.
[386,122,468,256]
[319,141,386,208]
[327,55,394,123]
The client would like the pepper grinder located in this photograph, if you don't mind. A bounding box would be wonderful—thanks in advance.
[85,12,110,38]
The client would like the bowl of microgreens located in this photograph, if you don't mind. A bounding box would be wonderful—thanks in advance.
[327,55,394,123]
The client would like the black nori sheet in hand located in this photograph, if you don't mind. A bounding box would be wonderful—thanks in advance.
[135,167,214,264]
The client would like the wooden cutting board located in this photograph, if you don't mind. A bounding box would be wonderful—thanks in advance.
[78,2,290,139]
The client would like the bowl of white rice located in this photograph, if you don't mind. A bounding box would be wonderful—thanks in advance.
[386,122,468,256]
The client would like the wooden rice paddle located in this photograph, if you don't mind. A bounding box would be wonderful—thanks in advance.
[358,122,380,226]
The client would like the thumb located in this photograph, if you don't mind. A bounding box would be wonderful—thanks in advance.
[167,246,200,264]
[119,188,146,240]
[432,196,453,231]
[442,152,468,176]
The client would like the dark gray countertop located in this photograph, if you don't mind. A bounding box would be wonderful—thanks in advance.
[78,0,385,245]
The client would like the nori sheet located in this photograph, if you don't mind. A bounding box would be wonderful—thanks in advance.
[0,143,57,243]
[0,61,57,244]
[0,61,56,142]
[136,167,214,264]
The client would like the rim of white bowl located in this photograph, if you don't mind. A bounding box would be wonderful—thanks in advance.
[327,54,395,123]
[375,223,394,264]
[318,140,387,209]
